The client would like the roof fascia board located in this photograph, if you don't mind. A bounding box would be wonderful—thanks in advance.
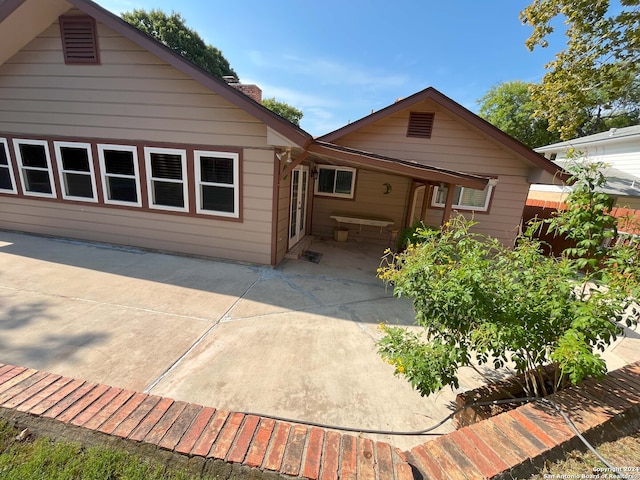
[63,0,311,147]
[0,0,26,23]
[309,142,488,190]
[0,0,72,65]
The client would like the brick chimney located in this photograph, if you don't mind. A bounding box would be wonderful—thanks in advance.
[223,75,262,103]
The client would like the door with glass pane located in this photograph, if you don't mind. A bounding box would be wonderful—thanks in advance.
[289,165,309,248]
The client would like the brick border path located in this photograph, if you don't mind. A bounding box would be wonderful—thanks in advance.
[1,361,639,479]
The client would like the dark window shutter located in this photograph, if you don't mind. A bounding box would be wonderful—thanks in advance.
[59,16,100,65]
[407,112,435,138]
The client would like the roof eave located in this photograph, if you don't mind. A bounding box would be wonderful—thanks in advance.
[309,141,489,190]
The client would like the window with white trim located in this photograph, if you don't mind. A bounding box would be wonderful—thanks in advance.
[315,166,356,199]
[144,147,188,212]
[431,184,494,212]
[54,141,97,202]
[98,144,141,206]
[13,139,56,198]
[0,138,17,194]
[194,150,239,217]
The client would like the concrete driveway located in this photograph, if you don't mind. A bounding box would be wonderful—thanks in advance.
[2,231,638,450]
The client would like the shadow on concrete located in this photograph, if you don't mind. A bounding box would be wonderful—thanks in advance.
[0,231,409,325]
[0,298,109,371]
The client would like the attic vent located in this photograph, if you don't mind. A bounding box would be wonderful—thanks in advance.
[407,112,435,138]
[59,15,100,65]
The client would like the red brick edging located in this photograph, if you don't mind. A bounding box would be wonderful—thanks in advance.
[1,361,639,479]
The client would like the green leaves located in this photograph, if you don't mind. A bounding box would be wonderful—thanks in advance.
[520,0,640,139]
[122,9,237,80]
[477,81,561,148]
[262,98,304,126]
[377,163,640,397]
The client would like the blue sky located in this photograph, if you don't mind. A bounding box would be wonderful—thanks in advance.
[95,0,566,136]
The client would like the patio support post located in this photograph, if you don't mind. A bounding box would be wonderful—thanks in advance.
[420,184,430,221]
[441,182,456,226]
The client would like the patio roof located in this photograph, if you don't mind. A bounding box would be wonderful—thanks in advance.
[308,141,489,189]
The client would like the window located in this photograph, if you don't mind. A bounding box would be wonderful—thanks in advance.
[144,147,188,212]
[59,15,100,65]
[194,150,239,217]
[315,166,356,199]
[0,138,17,193]
[54,141,97,202]
[98,144,141,206]
[13,139,56,198]
[432,183,494,212]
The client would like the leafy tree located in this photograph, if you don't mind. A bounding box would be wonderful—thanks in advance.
[520,0,640,139]
[121,9,237,79]
[262,97,304,126]
[477,81,561,148]
[377,161,640,397]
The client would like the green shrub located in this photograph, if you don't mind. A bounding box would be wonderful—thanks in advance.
[378,162,640,398]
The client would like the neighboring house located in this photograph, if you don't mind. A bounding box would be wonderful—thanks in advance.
[531,125,640,210]
[0,0,560,266]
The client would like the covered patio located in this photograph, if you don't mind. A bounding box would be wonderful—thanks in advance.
[279,141,491,258]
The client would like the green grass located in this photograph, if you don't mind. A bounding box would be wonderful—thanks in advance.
[530,428,640,478]
[0,418,205,479]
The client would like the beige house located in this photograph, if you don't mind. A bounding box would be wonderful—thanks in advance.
[0,0,559,266]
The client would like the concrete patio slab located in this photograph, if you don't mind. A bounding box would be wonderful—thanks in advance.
[1,230,638,451]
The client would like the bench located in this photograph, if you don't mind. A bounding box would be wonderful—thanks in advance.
[329,214,394,233]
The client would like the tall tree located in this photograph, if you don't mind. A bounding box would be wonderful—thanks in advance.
[520,0,640,139]
[477,81,561,148]
[262,97,304,126]
[121,9,237,79]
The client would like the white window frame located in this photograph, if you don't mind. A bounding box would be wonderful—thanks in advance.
[13,138,56,198]
[144,147,188,212]
[0,137,17,194]
[431,184,494,212]
[54,141,98,202]
[98,144,142,207]
[194,150,239,218]
[314,165,356,199]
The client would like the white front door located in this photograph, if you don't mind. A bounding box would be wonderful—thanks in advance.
[289,165,309,248]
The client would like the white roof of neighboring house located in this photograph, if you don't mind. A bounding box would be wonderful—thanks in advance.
[532,125,640,196]
[535,125,640,178]
[536,125,640,154]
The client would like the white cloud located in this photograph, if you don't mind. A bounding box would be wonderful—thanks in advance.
[248,52,407,89]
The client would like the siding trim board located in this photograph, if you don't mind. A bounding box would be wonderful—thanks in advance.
[0,132,245,223]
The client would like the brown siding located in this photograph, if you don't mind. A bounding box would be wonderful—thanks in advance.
[0,13,276,264]
[332,99,532,245]
[0,20,268,147]
[311,170,410,244]
[0,196,272,263]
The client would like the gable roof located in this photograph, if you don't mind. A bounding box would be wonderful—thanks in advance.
[0,0,312,147]
[319,87,561,176]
